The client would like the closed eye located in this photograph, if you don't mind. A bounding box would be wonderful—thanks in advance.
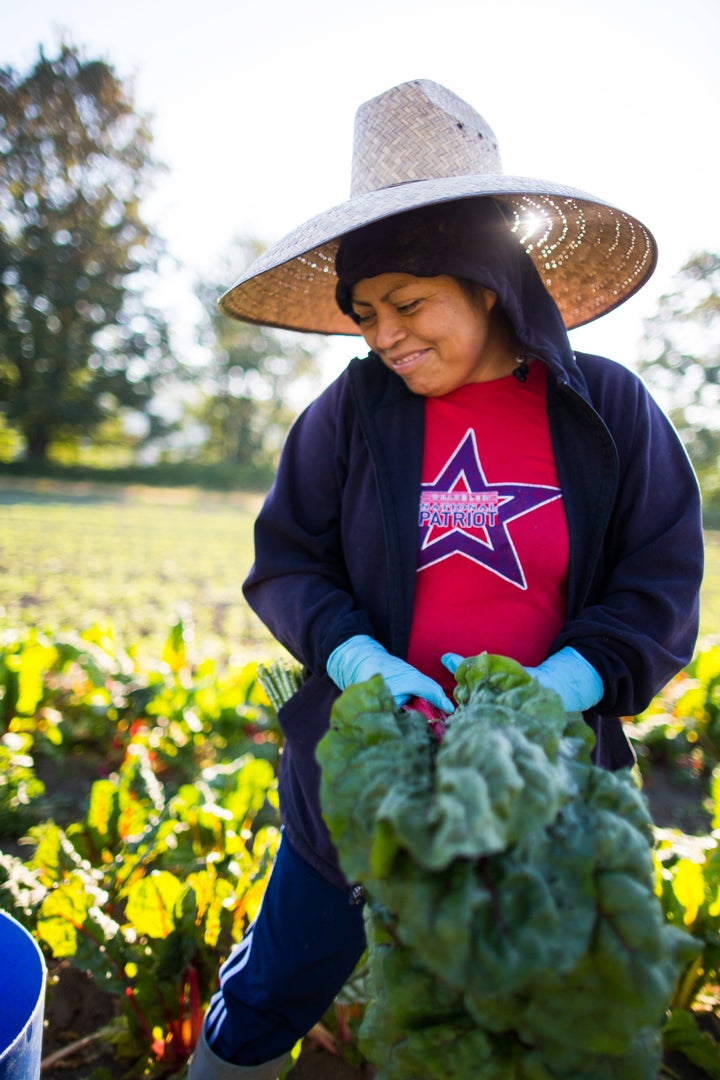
[351,294,422,325]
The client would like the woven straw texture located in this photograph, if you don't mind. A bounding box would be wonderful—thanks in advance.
[350,80,502,195]
[219,80,656,335]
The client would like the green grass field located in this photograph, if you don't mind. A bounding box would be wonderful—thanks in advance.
[0,479,276,666]
[0,478,718,666]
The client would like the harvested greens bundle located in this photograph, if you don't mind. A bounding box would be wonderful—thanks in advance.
[316,654,697,1079]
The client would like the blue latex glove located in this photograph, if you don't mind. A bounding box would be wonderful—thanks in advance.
[327,634,454,712]
[524,647,603,712]
[442,653,465,675]
[442,647,603,713]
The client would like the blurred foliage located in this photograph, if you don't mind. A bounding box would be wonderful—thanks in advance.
[0,41,178,464]
[0,456,277,489]
[0,728,46,835]
[655,823,720,1078]
[630,646,720,1076]
[192,236,323,473]
[0,620,718,1075]
[0,619,282,1074]
[0,619,283,836]
[639,251,720,525]
[631,646,720,780]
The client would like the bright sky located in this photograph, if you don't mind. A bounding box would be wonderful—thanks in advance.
[1,0,718,380]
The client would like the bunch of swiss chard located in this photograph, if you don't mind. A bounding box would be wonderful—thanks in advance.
[317,654,699,1080]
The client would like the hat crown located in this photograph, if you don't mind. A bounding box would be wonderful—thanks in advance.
[220,79,657,336]
[350,79,503,197]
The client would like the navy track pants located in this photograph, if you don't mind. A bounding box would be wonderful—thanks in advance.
[204,834,366,1066]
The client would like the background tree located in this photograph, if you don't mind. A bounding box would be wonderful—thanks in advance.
[638,251,720,521]
[193,237,323,477]
[0,42,174,464]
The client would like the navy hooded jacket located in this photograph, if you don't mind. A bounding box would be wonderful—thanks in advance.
[243,224,704,888]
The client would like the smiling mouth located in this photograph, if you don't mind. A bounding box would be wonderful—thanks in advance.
[388,349,428,371]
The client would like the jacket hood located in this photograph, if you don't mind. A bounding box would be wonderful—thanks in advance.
[334,197,577,378]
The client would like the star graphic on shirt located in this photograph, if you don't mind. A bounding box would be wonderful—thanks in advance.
[417,429,562,589]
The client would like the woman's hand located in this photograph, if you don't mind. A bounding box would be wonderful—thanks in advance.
[523,647,603,712]
[442,647,603,712]
[442,653,465,675]
[328,635,454,712]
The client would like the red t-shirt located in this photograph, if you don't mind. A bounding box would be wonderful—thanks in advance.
[406,362,569,692]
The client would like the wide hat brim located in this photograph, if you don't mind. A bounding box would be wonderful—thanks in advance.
[219,174,657,335]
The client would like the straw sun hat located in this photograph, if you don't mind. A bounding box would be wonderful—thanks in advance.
[219,79,657,335]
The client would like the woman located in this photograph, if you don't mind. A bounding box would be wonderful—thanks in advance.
[189,80,703,1079]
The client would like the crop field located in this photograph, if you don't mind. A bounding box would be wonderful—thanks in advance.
[0,477,718,1079]
[0,479,282,668]
[1,478,718,665]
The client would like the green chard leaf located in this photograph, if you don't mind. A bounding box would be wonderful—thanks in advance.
[318,653,696,1080]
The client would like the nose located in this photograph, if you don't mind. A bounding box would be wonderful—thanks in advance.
[373,309,405,351]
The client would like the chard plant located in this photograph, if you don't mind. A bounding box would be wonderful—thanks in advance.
[317,654,707,1080]
[632,645,720,780]
[0,619,282,838]
[0,725,280,1074]
[655,814,720,1079]
[0,729,45,837]
[2,628,719,1076]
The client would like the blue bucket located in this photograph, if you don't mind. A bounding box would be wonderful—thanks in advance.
[0,911,46,1080]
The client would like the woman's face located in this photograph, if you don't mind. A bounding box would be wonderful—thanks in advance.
[350,273,518,397]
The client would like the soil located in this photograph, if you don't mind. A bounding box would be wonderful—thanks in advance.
[31,762,717,1078]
